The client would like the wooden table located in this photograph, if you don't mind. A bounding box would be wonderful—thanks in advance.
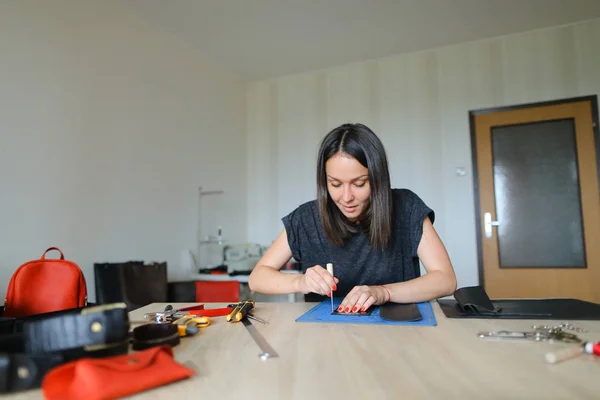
[9,302,600,399]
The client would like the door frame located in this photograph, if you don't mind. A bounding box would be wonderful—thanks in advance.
[468,95,600,288]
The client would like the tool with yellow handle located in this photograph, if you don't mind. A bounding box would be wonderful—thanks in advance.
[173,315,210,337]
[226,300,255,322]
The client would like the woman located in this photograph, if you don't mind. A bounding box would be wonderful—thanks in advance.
[248,123,457,312]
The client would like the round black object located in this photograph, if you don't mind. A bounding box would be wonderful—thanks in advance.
[131,324,180,351]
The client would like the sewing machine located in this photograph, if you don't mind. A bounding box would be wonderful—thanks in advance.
[223,243,265,274]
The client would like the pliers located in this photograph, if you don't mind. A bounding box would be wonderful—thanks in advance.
[188,301,268,324]
[144,302,268,324]
[143,304,233,324]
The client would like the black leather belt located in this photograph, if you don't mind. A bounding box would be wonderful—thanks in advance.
[0,303,130,394]
[131,324,180,351]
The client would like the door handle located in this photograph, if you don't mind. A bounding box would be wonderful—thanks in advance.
[484,212,500,238]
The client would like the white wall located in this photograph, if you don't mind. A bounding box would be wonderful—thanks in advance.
[0,0,246,301]
[246,18,600,289]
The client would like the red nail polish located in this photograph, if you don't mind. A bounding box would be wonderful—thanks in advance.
[327,293,331,297]
[332,285,337,291]
[345,307,350,313]
[352,307,358,312]
[360,307,365,312]
[337,306,343,311]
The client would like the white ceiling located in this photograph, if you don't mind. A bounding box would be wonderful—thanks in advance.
[120,0,600,81]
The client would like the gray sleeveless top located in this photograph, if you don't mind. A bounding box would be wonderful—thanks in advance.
[282,189,434,300]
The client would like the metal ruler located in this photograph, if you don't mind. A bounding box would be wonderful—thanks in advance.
[241,317,279,360]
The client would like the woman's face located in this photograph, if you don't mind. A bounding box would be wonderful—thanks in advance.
[325,153,371,222]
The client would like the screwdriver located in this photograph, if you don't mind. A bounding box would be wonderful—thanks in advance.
[327,263,334,312]
[226,300,255,322]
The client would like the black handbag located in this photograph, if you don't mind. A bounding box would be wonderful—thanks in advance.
[94,261,168,311]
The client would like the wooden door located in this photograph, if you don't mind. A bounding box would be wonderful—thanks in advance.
[470,96,600,303]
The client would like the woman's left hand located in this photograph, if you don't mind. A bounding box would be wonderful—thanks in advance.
[337,285,388,313]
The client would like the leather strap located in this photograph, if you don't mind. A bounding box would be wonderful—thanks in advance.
[24,307,129,353]
[178,303,235,317]
[188,307,232,317]
[131,324,180,351]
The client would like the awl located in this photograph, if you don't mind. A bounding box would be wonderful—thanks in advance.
[327,262,334,313]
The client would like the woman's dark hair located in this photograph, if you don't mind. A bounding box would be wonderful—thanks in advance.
[317,123,393,248]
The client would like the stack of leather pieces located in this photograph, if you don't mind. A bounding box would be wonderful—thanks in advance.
[0,303,130,394]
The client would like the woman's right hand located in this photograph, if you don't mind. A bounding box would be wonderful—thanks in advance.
[299,265,339,295]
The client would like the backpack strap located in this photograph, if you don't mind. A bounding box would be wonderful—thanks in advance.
[0,303,130,393]
[40,247,65,260]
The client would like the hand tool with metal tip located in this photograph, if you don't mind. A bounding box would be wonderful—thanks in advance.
[327,263,334,313]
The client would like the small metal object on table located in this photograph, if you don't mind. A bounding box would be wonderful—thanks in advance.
[532,323,588,333]
[478,327,582,343]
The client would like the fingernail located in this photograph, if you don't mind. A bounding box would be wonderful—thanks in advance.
[345,307,350,313]
[327,293,331,297]
[332,285,337,291]
[360,307,365,312]
[337,306,343,312]
[352,307,358,312]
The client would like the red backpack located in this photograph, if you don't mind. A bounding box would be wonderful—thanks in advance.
[3,247,87,317]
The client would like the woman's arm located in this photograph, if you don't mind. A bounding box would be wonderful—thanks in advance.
[247,230,303,294]
[248,229,338,295]
[338,216,457,312]
[384,216,457,302]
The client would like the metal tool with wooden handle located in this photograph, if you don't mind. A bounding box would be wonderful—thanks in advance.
[327,263,334,312]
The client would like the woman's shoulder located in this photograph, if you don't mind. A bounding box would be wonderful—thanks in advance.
[391,188,422,203]
[283,199,319,220]
[391,188,435,223]
[282,199,322,240]
[391,188,431,211]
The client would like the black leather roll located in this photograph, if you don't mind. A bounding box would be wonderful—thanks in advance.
[131,324,180,351]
